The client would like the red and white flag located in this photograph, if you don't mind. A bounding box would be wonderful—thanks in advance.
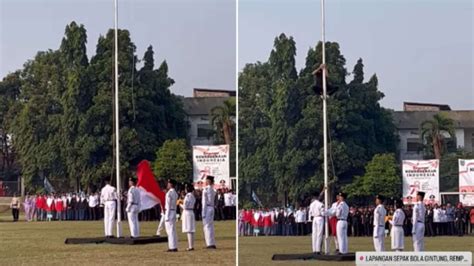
[136,160,165,211]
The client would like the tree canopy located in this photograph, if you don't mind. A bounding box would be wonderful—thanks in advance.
[0,21,187,192]
[239,34,398,207]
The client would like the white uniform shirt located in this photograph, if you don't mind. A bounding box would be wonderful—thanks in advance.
[373,204,387,226]
[127,186,141,211]
[412,201,426,225]
[336,201,349,220]
[202,185,216,215]
[391,208,405,226]
[183,193,196,210]
[433,208,441,222]
[295,210,306,223]
[88,194,98,208]
[309,200,325,220]
[224,192,232,207]
[100,184,117,202]
[165,188,178,221]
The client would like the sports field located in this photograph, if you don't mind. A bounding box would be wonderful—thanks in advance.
[238,235,474,266]
[0,212,236,266]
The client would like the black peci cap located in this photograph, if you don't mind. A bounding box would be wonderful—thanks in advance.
[129,177,137,184]
[417,191,425,198]
[206,175,215,183]
[168,179,177,186]
[338,192,347,199]
[375,195,385,202]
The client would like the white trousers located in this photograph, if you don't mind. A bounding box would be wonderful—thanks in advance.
[203,207,215,246]
[373,226,385,251]
[165,211,178,250]
[127,210,140,237]
[413,222,425,252]
[156,213,165,235]
[336,220,348,254]
[104,201,116,236]
[312,217,324,252]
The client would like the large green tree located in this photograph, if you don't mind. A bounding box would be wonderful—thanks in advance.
[153,139,192,183]
[344,153,401,204]
[2,21,187,192]
[239,36,398,207]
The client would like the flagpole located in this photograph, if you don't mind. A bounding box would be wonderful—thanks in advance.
[321,0,330,255]
[114,0,122,238]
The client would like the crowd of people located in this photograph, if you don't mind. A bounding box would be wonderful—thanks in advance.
[239,201,474,238]
[9,187,236,223]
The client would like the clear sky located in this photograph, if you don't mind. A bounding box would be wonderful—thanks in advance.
[239,0,473,110]
[0,0,236,97]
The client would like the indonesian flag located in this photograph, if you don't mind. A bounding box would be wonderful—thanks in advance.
[136,160,165,211]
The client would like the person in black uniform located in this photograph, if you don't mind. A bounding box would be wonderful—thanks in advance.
[454,203,466,236]
[352,207,361,237]
[425,205,434,237]
[404,205,413,236]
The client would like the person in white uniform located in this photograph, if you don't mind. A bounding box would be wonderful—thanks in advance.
[412,191,426,252]
[202,175,217,249]
[155,188,167,236]
[390,200,406,251]
[165,179,179,252]
[308,192,324,254]
[126,177,141,238]
[373,195,387,252]
[181,183,196,251]
[100,178,117,238]
[335,192,349,254]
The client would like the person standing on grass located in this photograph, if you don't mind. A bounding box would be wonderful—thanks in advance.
[390,200,405,251]
[309,192,324,255]
[100,178,117,238]
[126,177,141,238]
[202,175,217,248]
[55,195,64,221]
[373,195,387,252]
[10,193,20,222]
[454,202,466,236]
[412,191,426,251]
[335,192,349,254]
[165,179,179,252]
[181,183,196,251]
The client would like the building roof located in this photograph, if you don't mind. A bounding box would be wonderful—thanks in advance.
[403,102,451,111]
[193,88,236,97]
[182,97,232,115]
[392,110,474,129]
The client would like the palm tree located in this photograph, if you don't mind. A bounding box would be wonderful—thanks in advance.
[420,113,455,159]
[210,98,236,145]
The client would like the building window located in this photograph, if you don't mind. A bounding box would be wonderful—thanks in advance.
[407,138,422,152]
[445,138,457,152]
[197,124,212,138]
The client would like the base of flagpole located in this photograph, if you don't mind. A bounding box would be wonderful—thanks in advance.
[64,235,168,245]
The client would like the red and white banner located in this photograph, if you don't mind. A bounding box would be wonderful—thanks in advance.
[459,159,474,206]
[193,145,230,190]
[402,160,439,205]
[136,160,165,211]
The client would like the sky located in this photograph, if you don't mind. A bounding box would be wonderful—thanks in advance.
[0,0,236,97]
[239,0,473,110]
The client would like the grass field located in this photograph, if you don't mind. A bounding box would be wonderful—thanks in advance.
[238,235,474,266]
[0,212,236,266]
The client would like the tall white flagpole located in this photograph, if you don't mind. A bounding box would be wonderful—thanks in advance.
[321,0,330,255]
[114,0,122,238]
